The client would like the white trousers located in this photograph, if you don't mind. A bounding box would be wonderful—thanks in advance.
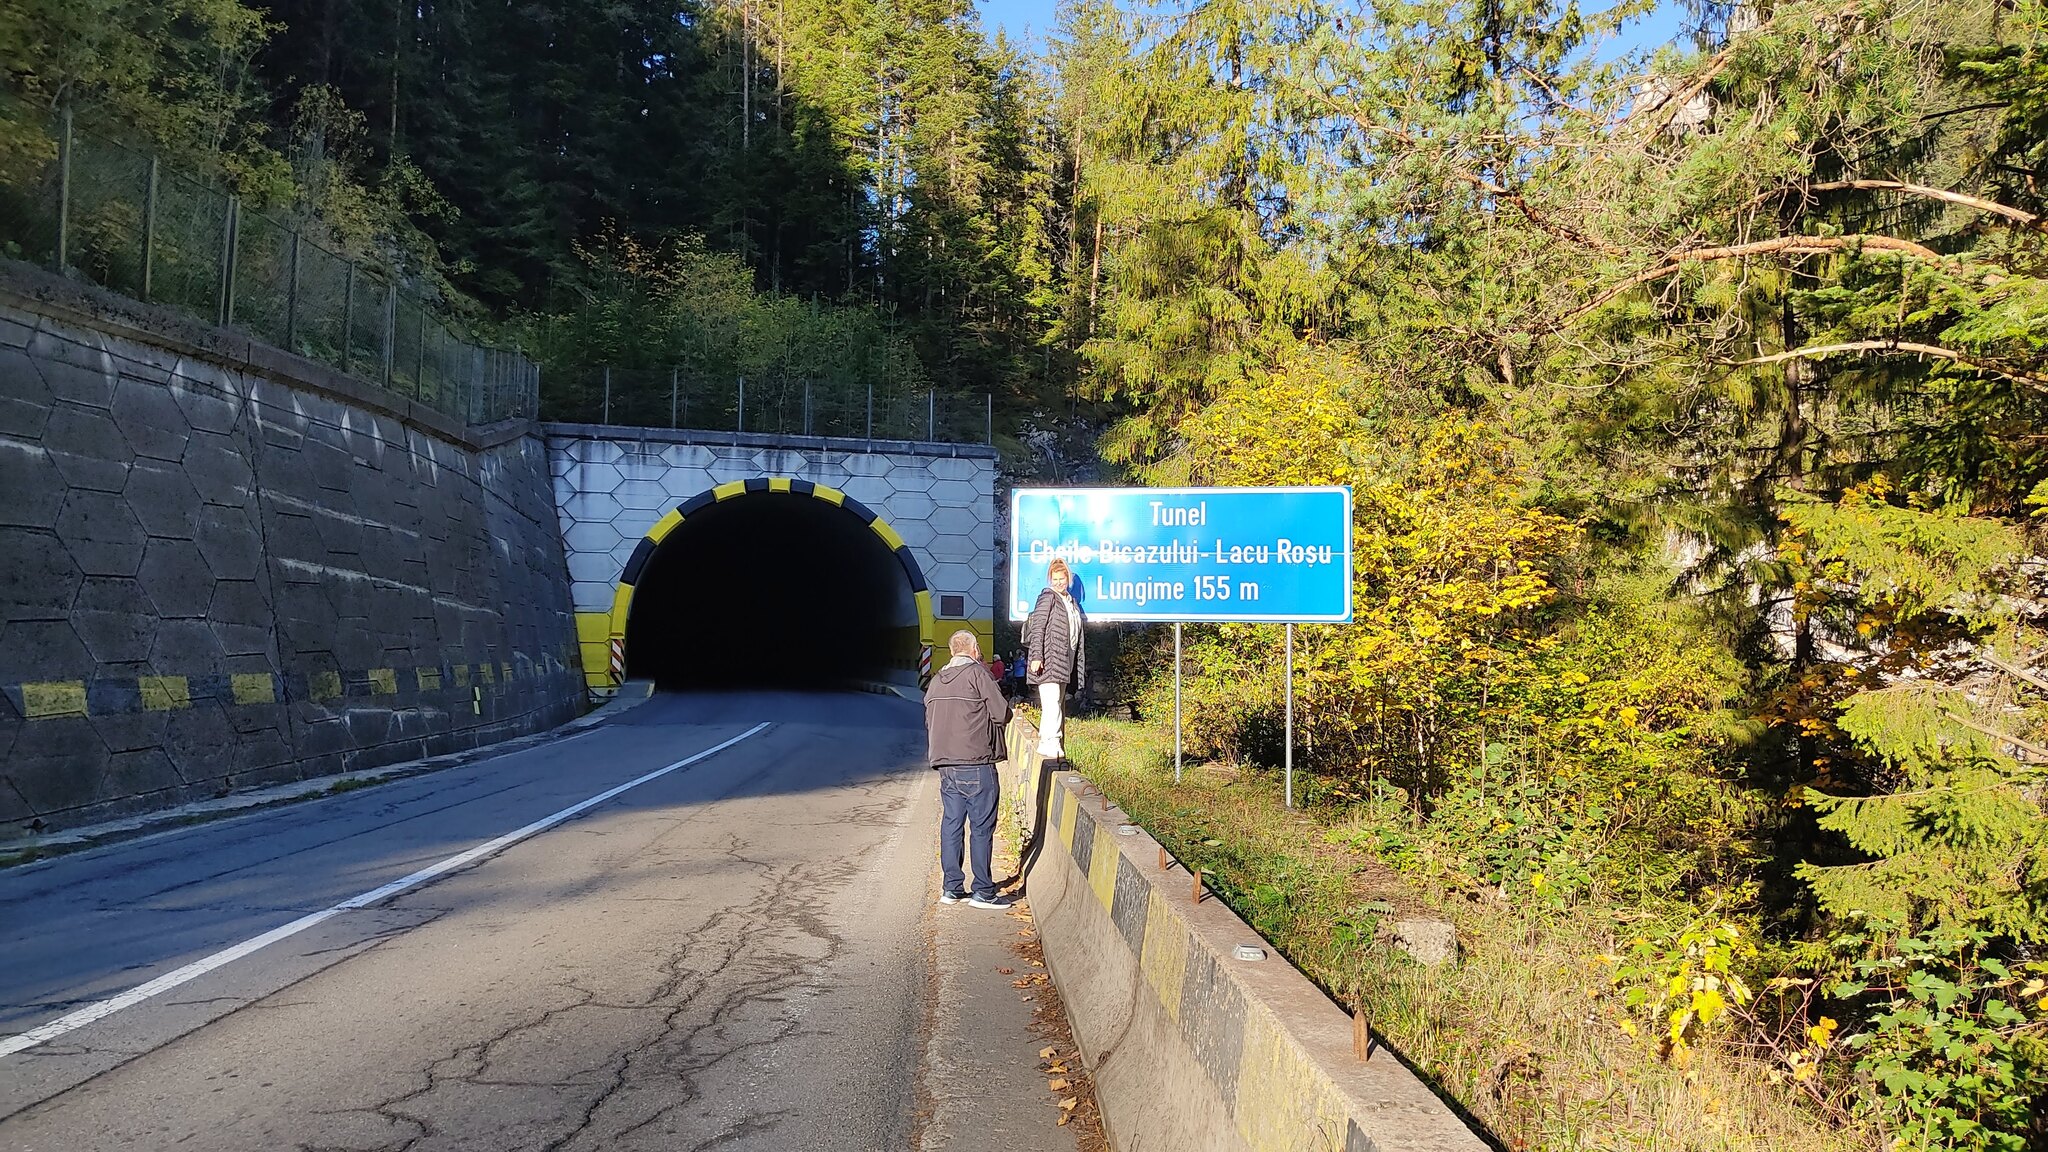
[1037,682,1066,758]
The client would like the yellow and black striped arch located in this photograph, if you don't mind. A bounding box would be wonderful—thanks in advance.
[583,477,935,690]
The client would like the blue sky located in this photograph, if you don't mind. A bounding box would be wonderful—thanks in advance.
[975,0,1691,58]
[976,0,1060,45]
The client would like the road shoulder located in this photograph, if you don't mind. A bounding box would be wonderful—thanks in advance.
[917,767,1105,1152]
[0,685,654,868]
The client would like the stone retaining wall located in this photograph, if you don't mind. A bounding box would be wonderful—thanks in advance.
[0,265,584,830]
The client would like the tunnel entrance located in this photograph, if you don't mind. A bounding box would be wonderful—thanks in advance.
[624,490,923,689]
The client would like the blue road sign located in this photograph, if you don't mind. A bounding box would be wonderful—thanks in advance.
[1009,486,1353,623]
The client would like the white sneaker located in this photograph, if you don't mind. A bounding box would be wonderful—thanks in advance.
[966,895,1011,910]
[939,890,966,905]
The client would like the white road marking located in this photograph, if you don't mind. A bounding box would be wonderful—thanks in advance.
[0,722,774,1058]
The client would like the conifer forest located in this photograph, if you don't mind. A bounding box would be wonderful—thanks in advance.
[4,0,2046,1146]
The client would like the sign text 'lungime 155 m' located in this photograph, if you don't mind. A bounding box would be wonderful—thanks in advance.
[1008,487,1353,623]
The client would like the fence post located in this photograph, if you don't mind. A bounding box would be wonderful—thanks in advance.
[986,392,993,445]
[54,107,72,273]
[928,389,935,441]
[670,369,679,429]
[414,301,427,400]
[141,156,159,301]
[284,231,301,351]
[866,382,874,440]
[340,262,355,374]
[737,376,745,432]
[217,195,240,327]
[381,280,396,387]
[804,380,812,436]
[602,366,611,424]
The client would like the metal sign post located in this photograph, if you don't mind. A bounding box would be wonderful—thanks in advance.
[1284,623,1295,809]
[1174,622,1184,783]
[1009,486,1351,805]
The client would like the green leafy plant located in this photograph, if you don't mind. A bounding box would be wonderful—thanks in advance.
[1606,912,1759,1061]
[1831,923,2048,1151]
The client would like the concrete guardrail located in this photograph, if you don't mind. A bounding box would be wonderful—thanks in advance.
[1004,719,1489,1152]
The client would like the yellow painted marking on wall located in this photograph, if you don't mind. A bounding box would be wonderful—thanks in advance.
[478,662,496,685]
[575,613,612,643]
[810,484,846,506]
[1232,1008,1350,1152]
[647,507,685,544]
[452,664,471,688]
[609,583,635,622]
[1090,823,1120,910]
[913,589,935,649]
[501,662,512,683]
[768,477,792,493]
[712,480,748,501]
[1140,890,1189,1023]
[231,673,277,705]
[368,668,397,695]
[21,681,87,719]
[310,670,344,701]
[417,667,443,691]
[1056,786,1078,851]
[139,676,190,712]
[870,518,906,550]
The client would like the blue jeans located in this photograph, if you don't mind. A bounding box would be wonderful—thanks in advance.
[938,764,998,900]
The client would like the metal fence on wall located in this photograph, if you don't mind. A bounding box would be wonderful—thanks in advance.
[0,110,538,425]
[544,366,994,445]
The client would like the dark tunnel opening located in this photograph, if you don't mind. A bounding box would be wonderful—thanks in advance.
[624,492,920,689]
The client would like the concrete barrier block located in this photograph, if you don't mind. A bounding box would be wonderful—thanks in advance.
[1016,721,1489,1152]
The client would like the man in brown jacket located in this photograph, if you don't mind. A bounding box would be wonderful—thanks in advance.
[924,630,1012,908]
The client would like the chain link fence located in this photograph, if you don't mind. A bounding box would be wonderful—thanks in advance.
[0,111,538,425]
[542,367,992,444]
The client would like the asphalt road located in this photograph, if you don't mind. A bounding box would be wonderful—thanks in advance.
[0,691,947,1151]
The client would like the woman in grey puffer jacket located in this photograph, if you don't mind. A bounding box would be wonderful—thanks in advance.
[1024,558,1086,758]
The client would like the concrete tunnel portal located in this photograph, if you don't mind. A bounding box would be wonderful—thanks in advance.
[623,488,926,689]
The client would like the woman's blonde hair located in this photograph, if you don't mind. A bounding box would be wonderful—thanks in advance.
[1047,558,1072,588]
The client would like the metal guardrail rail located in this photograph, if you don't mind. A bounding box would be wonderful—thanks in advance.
[0,110,538,425]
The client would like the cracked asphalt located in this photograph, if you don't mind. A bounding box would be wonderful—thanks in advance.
[0,691,959,1150]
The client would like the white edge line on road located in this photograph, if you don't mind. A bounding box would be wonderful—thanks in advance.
[0,721,774,1059]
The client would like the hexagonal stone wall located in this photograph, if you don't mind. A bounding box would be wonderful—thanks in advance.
[543,423,997,689]
[0,291,586,832]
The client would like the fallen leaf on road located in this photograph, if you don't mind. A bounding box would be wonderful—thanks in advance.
[1048,1078,1070,1091]
[1057,1114,1071,1127]
[1059,1097,1079,1111]
[997,967,1015,975]
[1013,979,1034,987]
[1039,1047,1057,1059]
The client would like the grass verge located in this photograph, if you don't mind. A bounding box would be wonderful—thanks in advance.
[1065,716,1877,1152]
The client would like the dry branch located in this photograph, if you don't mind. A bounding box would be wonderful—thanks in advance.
[1559,234,1964,326]
[1807,180,2047,232]
[1942,710,2048,764]
[1982,653,2048,695]
[1730,340,2048,392]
